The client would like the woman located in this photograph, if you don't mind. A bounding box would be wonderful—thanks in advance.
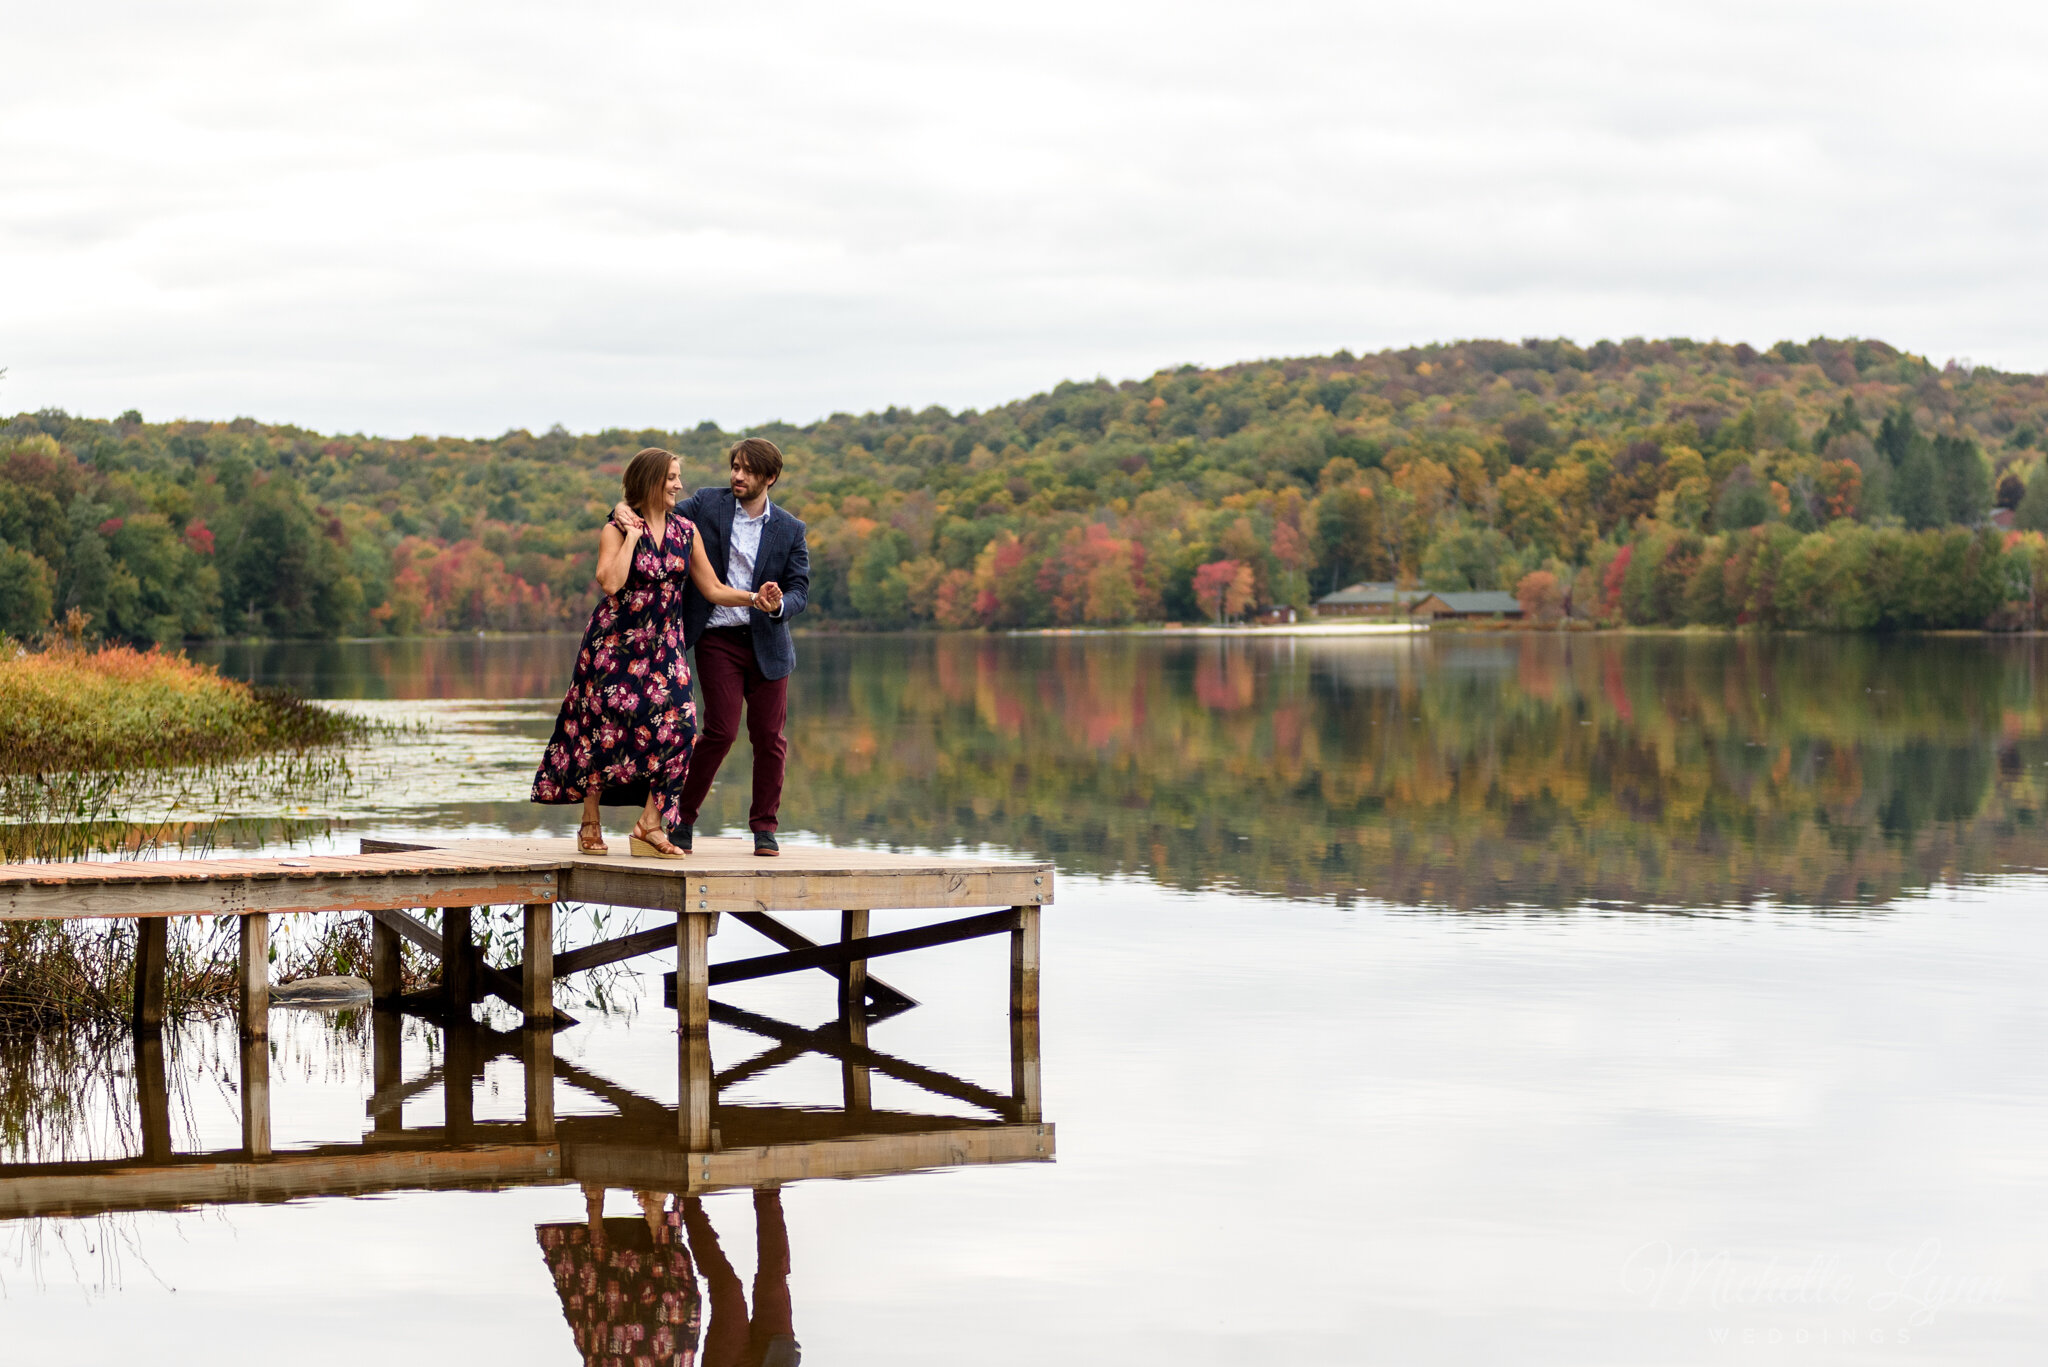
[532,447,780,858]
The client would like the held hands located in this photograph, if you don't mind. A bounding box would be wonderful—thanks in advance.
[612,501,646,535]
[751,581,783,613]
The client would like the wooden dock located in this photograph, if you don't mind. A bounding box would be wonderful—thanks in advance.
[0,834,1054,1151]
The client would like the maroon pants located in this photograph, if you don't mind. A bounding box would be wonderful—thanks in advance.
[676,627,788,833]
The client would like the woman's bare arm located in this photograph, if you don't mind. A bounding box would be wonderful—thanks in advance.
[688,533,774,609]
[595,518,640,596]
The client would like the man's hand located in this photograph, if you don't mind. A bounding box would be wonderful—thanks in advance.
[758,581,783,612]
[612,501,645,533]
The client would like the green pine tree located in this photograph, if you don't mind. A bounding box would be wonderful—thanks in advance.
[1933,434,1991,524]
[1893,447,1943,530]
[2015,467,2048,533]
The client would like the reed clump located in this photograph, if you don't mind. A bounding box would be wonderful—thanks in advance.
[0,914,438,1032]
[0,627,383,1030]
[0,920,236,1031]
[0,631,357,776]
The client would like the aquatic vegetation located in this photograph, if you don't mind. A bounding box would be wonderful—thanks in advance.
[0,630,357,777]
[0,631,377,858]
[0,635,390,1028]
[0,913,427,1033]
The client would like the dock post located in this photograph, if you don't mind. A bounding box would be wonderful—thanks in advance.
[370,913,402,1003]
[524,1026,556,1141]
[1009,905,1042,1123]
[677,911,712,1149]
[238,913,269,1038]
[135,1033,171,1163]
[839,910,872,1114]
[444,1017,476,1140]
[443,906,475,1014]
[131,916,169,1035]
[372,1008,403,1134]
[240,1033,272,1159]
[522,901,554,1024]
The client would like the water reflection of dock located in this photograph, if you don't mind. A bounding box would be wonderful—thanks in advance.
[0,997,1051,1221]
[1,837,1054,1366]
[3,992,1047,1367]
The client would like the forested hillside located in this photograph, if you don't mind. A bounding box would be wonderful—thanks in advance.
[7,335,2048,642]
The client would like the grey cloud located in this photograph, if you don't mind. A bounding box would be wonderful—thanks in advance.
[2,0,2045,434]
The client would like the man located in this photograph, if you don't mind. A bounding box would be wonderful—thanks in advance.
[673,437,810,855]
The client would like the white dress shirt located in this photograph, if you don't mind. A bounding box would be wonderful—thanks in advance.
[706,498,780,627]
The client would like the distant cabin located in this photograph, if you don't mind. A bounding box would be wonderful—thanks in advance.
[1314,582,1431,617]
[1253,605,1298,625]
[1409,591,1523,620]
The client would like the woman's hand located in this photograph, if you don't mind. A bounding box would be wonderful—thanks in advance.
[687,532,765,609]
[612,501,646,535]
[756,581,783,613]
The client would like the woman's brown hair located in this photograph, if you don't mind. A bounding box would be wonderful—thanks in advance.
[622,447,678,516]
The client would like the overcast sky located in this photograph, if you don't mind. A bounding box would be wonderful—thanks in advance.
[3,0,2045,436]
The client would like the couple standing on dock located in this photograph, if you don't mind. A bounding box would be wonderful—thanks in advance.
[529,438,810,859]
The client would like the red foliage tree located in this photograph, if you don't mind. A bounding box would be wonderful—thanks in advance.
[1193,558,1254,623]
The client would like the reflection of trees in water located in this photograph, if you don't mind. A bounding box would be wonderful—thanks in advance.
[192,635,580,703]
[728,634,2048,910]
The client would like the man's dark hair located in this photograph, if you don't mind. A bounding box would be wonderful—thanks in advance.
[728,437,784,484]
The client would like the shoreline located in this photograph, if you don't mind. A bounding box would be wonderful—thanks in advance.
[167,622,2048,644]
[1011,622,1427,638]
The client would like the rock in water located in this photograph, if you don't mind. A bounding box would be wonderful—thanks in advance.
[270,975,372,1007]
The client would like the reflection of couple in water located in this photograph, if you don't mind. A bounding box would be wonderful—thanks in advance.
[538,1185,799,1367]
[531,438,810,860]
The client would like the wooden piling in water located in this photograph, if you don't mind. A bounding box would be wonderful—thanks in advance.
[676,912,712,1149]
[444,1019,476,1139]
[372,1009,403,1135]
[522,901,553,1023]
[132,917,167,1034]
[135,1034,170,1163]
[371,913,402,1004]
[1010,905,1042,1122]
[839,909,872,1114]
[524,1026,555,1141]
[241,1034,271,1159]
[442,906,474,1013]
[238,912,269,1037]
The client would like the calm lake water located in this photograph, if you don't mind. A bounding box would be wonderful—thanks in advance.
[8,632,2048,1363]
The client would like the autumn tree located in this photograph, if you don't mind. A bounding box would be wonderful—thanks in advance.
[1192,558,1255,623]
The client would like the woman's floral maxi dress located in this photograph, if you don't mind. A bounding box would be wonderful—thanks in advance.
[532,513,698,830]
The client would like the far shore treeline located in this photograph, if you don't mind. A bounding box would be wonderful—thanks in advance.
[8,335,2048,643]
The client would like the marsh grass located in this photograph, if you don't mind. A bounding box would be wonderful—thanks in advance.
[0,632,358,777]
[0,633,391,1030]
[0,633,375,847]
[0,911,453,1032]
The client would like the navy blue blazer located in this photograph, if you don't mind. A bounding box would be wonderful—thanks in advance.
[676,487,810,680]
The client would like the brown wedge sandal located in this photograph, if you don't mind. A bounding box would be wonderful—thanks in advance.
[577,820,610,856]
[628,820,687,860]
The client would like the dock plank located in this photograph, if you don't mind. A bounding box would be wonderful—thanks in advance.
[0,1120,1056,1217]
[0,836,1052,921]
[415,836,1054,913]
[0,1143,563,1219]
